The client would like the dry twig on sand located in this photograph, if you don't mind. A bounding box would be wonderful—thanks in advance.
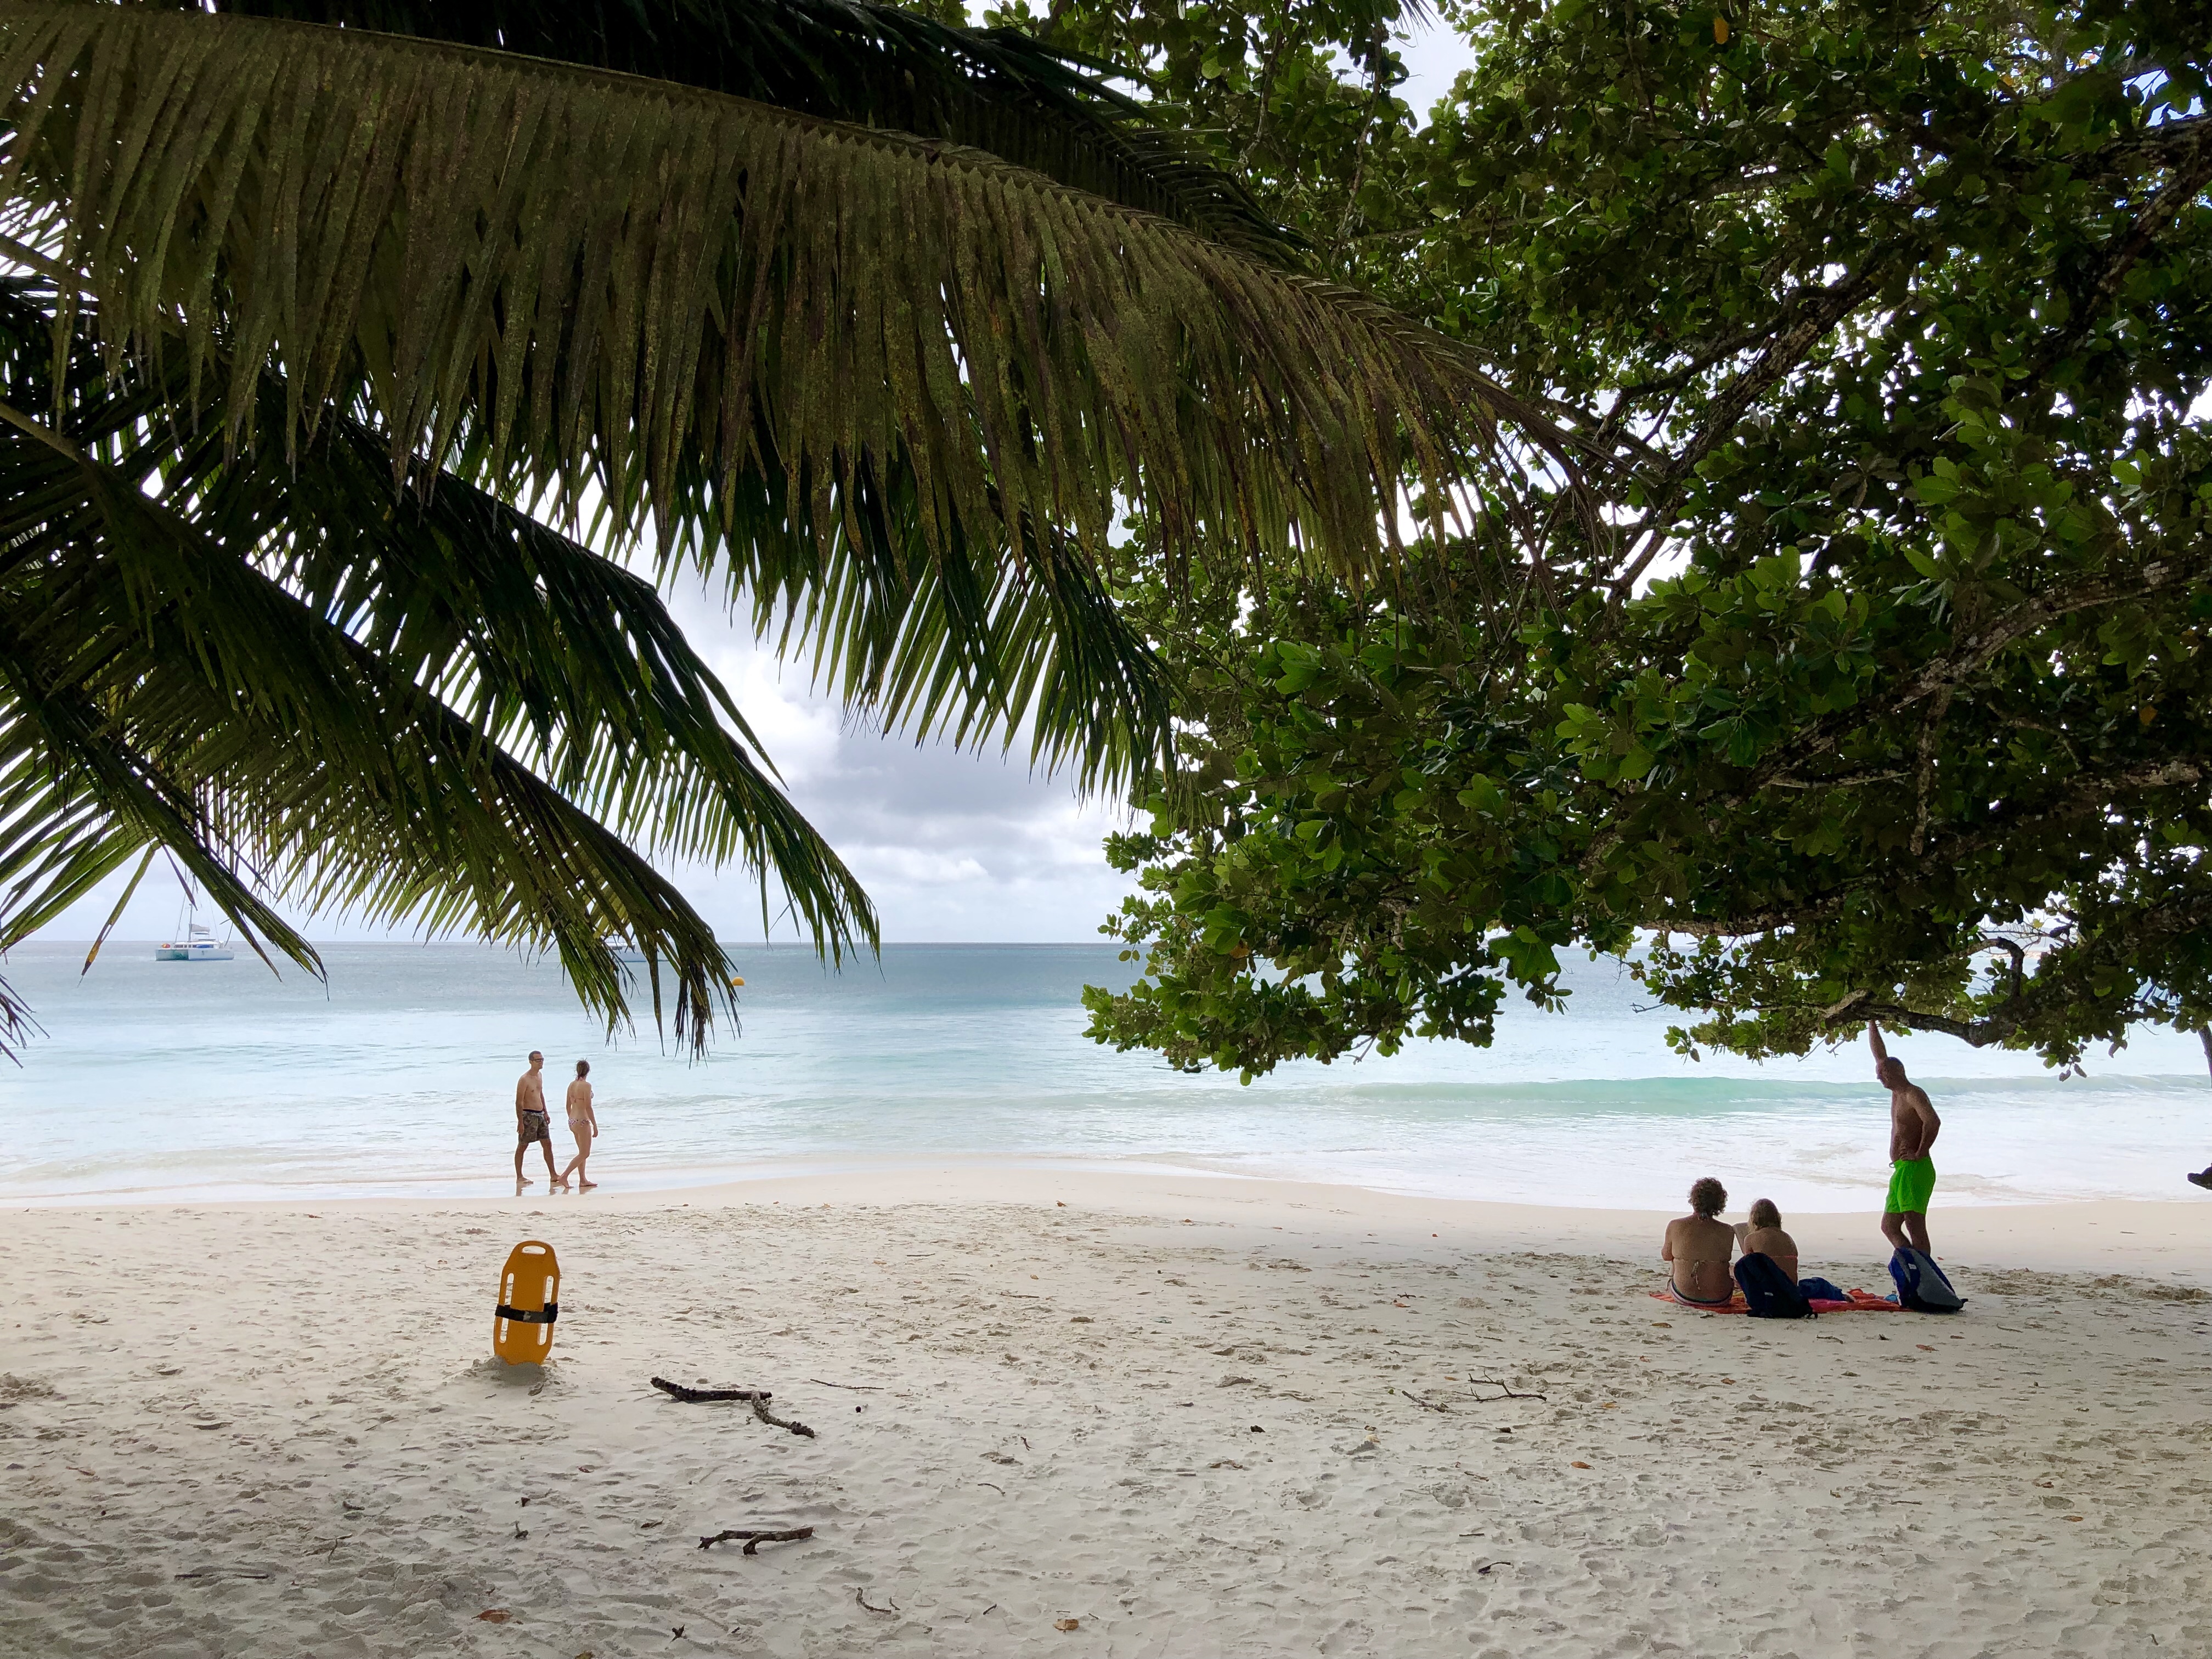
[856,1587,899,1615]
[1468,1378,1547,1401]
[698,1527,815,1554]
[650,1376,816,1437]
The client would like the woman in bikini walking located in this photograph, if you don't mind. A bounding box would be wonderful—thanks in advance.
[557,1059,600,1192]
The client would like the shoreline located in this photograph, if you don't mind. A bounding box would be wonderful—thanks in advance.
[12,1161,2212,1280]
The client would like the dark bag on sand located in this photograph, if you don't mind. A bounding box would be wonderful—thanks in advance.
[1735,1252,1814,1319]
[1797,1276,1850,1303]
[1888,1246,1966,1312]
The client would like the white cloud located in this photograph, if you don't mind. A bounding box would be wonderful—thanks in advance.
[1396,13,1481,126]
[660,578,1141,943]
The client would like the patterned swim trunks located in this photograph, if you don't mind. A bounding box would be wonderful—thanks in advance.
[518,1109,551,1146]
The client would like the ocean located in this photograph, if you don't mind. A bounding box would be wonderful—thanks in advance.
[1,939,2205,1209]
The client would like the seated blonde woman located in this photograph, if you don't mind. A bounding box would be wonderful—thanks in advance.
[1733,1199,1798,1280]
[1660,1177,1737,1306]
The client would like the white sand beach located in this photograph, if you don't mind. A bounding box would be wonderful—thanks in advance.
[5,1169,2211,1657]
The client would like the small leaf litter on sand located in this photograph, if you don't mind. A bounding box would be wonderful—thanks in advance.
[476,1609,511,1623]
[1056,1618,1080,1631]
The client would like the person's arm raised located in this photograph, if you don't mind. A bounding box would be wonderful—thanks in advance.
[1868,1020,1889,1081]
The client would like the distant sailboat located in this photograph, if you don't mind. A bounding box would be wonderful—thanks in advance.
[156,879,234,962]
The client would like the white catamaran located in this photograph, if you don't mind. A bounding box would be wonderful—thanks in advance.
[156,880,235,962]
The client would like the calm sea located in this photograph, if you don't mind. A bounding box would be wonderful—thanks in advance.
[1,940,2205,1209]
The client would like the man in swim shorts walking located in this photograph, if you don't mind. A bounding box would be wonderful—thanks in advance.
[1869,1021,1942,1254]
[513,1050,559,1195]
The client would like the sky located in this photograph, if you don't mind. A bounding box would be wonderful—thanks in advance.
[44,17,1486,951]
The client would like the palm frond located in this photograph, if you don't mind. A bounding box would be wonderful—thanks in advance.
[0,274,874,929]
[0,399,871,1048]
[183,0,1302,264]
[0,1,1540,602]
[749,486,1171,785]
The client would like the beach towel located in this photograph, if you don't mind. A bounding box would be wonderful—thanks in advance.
[1649,1286,1898,1314]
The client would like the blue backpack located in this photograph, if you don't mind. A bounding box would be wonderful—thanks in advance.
[1888,1247,1966,1312]
[1735,1251,1814,1319]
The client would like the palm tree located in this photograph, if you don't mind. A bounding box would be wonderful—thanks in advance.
[0,0,1548,1053]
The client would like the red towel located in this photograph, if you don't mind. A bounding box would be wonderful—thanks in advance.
[1648,1288,1899,1314]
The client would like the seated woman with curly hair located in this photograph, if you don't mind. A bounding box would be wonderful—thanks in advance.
[1660,1177,1737,1307]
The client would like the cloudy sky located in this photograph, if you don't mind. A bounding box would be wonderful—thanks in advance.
[47,19,1481,948]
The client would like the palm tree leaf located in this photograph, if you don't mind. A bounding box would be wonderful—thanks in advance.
[183,0,1303,265]
[0,277,889,888]
[0,1,1544,605]
[0,400,870,1047]
[750,486,1170,785]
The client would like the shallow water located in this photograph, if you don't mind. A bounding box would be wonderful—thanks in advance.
[1,940,2205,1209]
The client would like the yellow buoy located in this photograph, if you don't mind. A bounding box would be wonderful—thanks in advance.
[493,1239,560,1364]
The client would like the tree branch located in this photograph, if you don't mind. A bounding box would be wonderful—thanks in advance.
[2033,131,2212,373]
[1609,256,1901,595]
[1737,547,2212,791]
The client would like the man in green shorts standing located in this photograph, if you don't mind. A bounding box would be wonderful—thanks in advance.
[1869,1021,1942,1254]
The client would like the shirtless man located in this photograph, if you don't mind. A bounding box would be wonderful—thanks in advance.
[1733,1199,1799,1281]
[558,1060,599,1192]
[1870,1021,1942,1255]
[1661,1177,1736,1306]
[513,1050,560,1195]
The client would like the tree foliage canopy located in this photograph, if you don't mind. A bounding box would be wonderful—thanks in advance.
[1073,0,2212,1077]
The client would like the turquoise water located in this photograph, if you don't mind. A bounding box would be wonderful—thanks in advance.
[1,940,2206,1208]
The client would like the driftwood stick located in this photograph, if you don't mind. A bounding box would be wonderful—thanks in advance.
[856,1587,898,1615]
[749,1393,816,1438]
[698,1527,815,1554]
[650,1376,815,1437]
[1467,1378,1547,1401]
[1400,1389,1452,1414]
[652,1378,769,1403]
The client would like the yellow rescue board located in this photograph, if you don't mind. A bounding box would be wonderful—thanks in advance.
[493,1239,560,1364]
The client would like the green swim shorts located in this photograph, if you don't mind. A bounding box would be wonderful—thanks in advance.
[1886,1155,1936,1215]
